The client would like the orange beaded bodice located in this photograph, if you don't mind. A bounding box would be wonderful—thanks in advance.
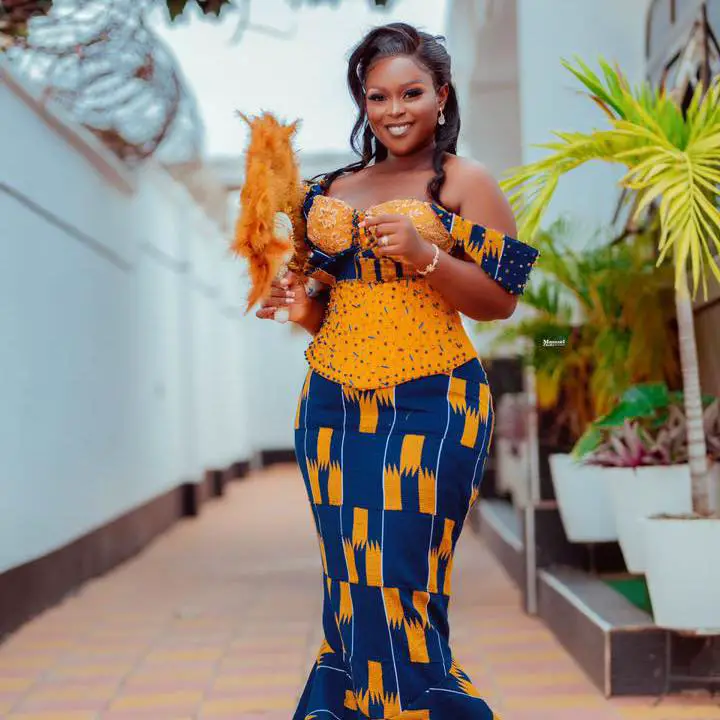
[295,182,538,390]
[307,195,453,257]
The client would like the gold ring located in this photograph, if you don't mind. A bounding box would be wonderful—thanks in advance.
[379,235,388,247]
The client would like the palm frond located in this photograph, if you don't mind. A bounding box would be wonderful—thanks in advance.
[501,58,720,297]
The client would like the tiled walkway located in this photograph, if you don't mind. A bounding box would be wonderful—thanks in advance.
[1,465,719,719]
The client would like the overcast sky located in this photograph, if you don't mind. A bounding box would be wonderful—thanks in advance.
[149,0,448,159]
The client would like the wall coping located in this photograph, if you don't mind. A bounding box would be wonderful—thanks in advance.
[0,58,136,196]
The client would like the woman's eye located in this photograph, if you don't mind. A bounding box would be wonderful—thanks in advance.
[367,89,422,102]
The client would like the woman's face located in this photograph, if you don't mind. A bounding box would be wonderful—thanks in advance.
[364,54,448,157]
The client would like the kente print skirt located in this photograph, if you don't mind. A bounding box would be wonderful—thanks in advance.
[292,358,497,720]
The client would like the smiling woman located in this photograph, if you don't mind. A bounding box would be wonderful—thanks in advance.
[252,22,539,720]
[365,56,449,155]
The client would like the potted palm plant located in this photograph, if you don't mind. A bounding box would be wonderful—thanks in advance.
[502,59,720,630]
[494,221,679,543]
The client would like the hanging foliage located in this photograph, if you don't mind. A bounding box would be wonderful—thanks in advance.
[1,0,394,43]
[0,0,52,45]
[163,0,393,20]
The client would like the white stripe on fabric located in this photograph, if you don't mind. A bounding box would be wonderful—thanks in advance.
[428,687,482,698]
[428,372,453,674]
[305,710,344,720]
[303,373,325,585]
[316,665,353,681]
[339,385,354,662]
[380,387,402,711]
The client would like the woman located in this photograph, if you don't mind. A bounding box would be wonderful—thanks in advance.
[257,22,537,720]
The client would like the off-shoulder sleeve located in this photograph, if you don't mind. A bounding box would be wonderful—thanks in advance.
[430,204,539,295]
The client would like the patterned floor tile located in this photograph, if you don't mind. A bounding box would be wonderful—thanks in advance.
[0,465,715,720]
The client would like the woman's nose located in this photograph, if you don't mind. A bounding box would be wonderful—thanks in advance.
[389,98,404,116]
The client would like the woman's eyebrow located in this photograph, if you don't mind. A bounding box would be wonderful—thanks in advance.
[366,79,428,92]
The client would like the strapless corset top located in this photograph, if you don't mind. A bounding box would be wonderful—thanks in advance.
[294,181,539,389]
[308,194,454,258]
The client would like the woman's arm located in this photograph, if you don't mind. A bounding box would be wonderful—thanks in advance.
[416,243,518,321]
[365,161,522,322]
[295,294,329,335]
[423,161,519,321]
[256,272,329,336]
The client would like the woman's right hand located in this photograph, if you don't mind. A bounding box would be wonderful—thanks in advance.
[255,271,313,324]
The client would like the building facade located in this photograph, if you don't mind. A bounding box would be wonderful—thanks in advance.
[445,0,719,394]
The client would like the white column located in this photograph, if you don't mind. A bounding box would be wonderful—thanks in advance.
[516,0,652,239]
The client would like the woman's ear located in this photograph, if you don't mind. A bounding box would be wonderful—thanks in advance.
[437,83,449,110]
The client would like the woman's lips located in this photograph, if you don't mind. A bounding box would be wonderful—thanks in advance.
[386,123,413,138]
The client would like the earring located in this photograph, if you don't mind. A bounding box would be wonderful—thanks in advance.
[438,110,446,126]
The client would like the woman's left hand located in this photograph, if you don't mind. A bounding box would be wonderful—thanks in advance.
[360,213,434,269]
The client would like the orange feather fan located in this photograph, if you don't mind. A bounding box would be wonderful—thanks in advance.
[231,112,303,312]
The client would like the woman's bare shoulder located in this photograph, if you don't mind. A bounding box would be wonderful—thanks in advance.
[443,155,499,195]
[442,155,517,236]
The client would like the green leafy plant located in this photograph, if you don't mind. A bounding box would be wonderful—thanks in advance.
[501,57,720,514]
[492,218,680,443]
[0,0,52,46]
[166,0,233,19]
[573,383,720,468]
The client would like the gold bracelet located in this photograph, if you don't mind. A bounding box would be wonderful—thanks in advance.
[416,243,440,276]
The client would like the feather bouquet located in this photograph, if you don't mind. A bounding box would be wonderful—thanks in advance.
[231,112,305,315]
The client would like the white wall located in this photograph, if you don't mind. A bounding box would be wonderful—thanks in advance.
[446,0,523,176]
[444,0,481,157]
[516,0,652,238]
[0,65,251,573]
[446,0,652,242]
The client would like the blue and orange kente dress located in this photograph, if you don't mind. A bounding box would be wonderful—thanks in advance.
[290,179,538,720]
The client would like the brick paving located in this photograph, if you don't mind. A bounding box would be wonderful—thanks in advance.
[1,464,719,719]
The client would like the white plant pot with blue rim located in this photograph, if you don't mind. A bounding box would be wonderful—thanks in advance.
[549,453,617,543]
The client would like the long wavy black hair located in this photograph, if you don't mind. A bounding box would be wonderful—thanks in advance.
[321,22,461,204]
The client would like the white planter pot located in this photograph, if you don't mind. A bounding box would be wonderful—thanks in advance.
[607,465,692,574]
[549,453,617,543]
[645,514,720,631]
[496,439,516,494]
[496,438,529,506]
